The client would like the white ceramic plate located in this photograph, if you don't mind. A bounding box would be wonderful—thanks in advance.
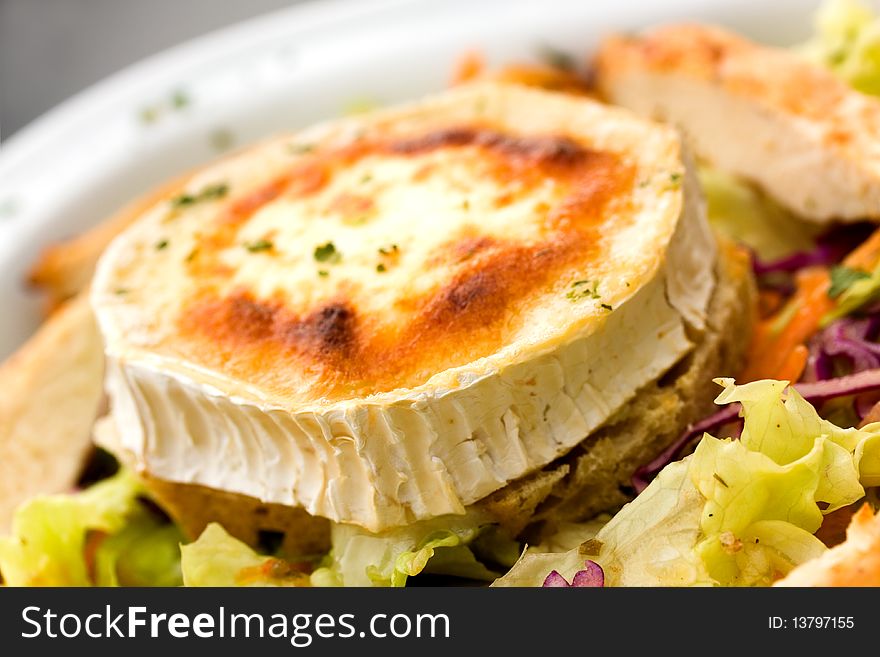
[0,0,820,357]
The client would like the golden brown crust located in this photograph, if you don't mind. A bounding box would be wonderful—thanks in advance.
[596,23,880,146]
[0,294,104,531]
[450,48,595,96]
[173,126,632,401]
[598,25,844,119]
[483,64,594,96]
[776,504,880,587]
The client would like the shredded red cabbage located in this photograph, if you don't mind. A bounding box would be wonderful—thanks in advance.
[632,368,880,492]
[570,561,605,587]
[542,561,604,588]
[632,226,880,493]
[632,405,740,493]
[752,224,873,276]
[542,571,570,587]
[805,315,880,382]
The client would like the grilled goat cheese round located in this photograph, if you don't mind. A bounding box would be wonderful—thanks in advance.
[92,83,717,531]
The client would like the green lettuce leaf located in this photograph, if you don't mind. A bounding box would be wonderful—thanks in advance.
[311,511,513,587]
[181,523,309,587]
[494,460,710,587]
[94,520,183,587]
[698,167,821,261]
[495,378,880,587]
[821,260,880,324]
[0,470,183,586]
[802,0,880,97]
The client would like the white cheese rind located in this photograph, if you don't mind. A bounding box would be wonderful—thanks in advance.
[104,193,714,531]
[95,84,717,531]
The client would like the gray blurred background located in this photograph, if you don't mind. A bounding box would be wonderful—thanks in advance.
[0,0,309,141]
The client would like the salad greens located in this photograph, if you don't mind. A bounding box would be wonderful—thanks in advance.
[181,523,310,587]
[699,168,821,260]
[802,0,880,96]
[0,470,183,586]
[310,511,517,587]
[822,260,880,324]
[495,378,880,587]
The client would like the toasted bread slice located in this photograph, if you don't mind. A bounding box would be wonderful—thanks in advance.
[0,294,104,532]
[595,23,880,222]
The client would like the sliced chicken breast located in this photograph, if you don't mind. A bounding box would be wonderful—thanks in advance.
[595,23,880,223]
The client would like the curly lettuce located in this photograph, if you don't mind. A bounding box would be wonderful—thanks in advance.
[180,512,516,588]
[311,512,517,587]
[181,523,310,587]
[495,378,880,587]
[0,470,183,586]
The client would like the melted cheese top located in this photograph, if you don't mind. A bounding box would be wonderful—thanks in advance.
[92,83,717,530]
[94,83,688,408]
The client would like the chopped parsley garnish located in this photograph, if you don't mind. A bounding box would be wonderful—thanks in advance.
[139,106,159,124]
[243,239,274,253]
[829,265,871,299]
[378,244,399,256]
[114,288,129,296]
[360,173,373,184]
[344,98,379,116]
[376,263,387,273]
[566,280,612,310]
[314,241,341,263]
[537,45,575,71]
[566,279,601,302]
[289,143,314,155]
[318,270,329,277]
[209,129,235,151]
[171,90,190,109]
[668,172,683,189]
[170,183,229,209]
[155,239,169,251]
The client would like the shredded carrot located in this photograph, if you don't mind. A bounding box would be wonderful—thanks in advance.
[740,227,880,383]
[450,50,485,86]
[776,344,809,382]
[741,267,833,382]
[843,226,880,270]
[758,288,785,319]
